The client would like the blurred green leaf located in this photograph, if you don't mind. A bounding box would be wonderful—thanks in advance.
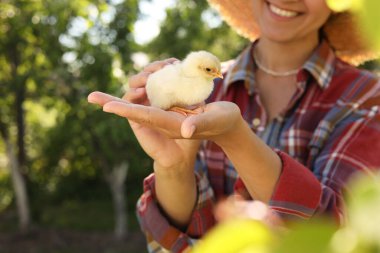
[273,222,336,253]
[192,219,273,253]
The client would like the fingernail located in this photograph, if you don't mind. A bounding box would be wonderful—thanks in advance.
[103,104,111,112]
[87,95,96,104]
[187,125,196,138]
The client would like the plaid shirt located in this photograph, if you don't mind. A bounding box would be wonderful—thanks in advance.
[136,40,380,253]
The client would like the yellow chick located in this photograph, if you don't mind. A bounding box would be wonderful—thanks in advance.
[146,51,223,115]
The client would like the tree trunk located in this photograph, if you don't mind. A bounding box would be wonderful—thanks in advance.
[106,162,129,240]
[0,125,30,232]
[15,85,26,171]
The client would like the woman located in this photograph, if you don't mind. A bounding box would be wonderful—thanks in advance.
[88,0,380,252]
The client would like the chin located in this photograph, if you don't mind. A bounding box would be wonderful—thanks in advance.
[261,28,299,44]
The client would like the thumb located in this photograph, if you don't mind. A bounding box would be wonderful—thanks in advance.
[181,115,197,138]
[181,113,213,139]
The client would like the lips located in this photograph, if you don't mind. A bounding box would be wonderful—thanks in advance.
[268,2,299,18]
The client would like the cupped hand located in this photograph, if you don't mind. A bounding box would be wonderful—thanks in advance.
[88,57,243,168]
[181,101,242,141]
[214,196,283,228]
[88,91,201,170]
[88,91,244,154]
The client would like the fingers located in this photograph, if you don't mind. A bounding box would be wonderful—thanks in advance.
[128,58,179,89]
[143,58,179,73]
[181,115,202,139]
[215,198,268,222]
[126,58,179,104]
[180,102,241,139]
[124,72,148,104]
[181,112,216,139]
[88,91,126,106]
[103,101,183,136]
[127,71,150,89]
[123,87,147,104]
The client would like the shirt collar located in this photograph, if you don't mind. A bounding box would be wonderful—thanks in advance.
[303,40,336,89]
[223,43,257,95]
[223,39,336,93]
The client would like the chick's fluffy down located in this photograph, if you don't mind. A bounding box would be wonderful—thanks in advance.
[146,62,214,110]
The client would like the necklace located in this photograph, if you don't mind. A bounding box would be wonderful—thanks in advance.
[253,49,300,77]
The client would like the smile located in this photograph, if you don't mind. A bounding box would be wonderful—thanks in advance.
[269,3,299,18]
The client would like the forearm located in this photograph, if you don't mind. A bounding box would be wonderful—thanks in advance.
[214,118,282,203]
[154,162,197,229]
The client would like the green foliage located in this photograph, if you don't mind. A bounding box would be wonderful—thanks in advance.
[41,199,114,231]
[0,0,147,224]
[0,173,13,212]
[2,0,378,252]
[1,0,249,232]
[273,222,336,253]
[356,1,380,51]
[190,174,380,253]
[326,0,380,51]
[192,219,273,253]
[143,0,249,61]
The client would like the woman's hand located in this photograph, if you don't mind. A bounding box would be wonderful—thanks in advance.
[214,196,283,228]
[89,91,201,168]
[123,58,179,106]
[119,58,245,144]
[88,57,244,167]
[90,89,244,140]
[87,92,245,164]
[87,58,247,227]
[89,58,204,171]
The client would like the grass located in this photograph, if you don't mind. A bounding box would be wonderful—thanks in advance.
[0,198,147,253]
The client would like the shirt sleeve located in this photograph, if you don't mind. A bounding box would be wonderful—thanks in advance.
[310,105,380,222]
[136,168,216,253]
[269,151,324,220]
[135,76,227,253]
[236,105,380,224]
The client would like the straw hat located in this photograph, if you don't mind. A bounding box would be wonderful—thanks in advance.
[207,0,378,66]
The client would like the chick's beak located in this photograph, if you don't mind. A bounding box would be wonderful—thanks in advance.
[212,70,223,79]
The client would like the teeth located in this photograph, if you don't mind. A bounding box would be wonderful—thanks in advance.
[269,4,298,17]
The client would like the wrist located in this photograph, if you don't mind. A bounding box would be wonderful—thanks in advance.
[154,160,195,180]
[213,116,248,150]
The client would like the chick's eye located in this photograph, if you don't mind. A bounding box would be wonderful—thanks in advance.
[205,68,211,72]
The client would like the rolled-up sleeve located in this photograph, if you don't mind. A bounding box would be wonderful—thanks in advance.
[136,169,216,253]
[269,151,323,219]
[235,106,380,224]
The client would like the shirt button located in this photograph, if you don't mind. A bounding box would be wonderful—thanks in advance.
[252,118,261,128]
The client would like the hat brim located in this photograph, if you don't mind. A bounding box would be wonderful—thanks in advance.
[207,0,378,66]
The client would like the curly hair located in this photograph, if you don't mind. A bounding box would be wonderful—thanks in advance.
[323,12,378,65]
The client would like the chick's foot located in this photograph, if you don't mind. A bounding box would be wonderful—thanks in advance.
[168,106,204,116]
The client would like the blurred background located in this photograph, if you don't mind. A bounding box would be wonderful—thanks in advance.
[0,0,247,252]
[0,0,378,253]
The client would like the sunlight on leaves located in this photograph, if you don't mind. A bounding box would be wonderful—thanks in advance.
[346,174,380,249]
[326,0,362,12]
[191,219,273,253]
[326,0,380,51]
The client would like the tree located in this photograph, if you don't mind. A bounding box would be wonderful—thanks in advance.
[0,0,143,238]
[0,0,82,231]
[33,0,144,239]
[143,0,248,61]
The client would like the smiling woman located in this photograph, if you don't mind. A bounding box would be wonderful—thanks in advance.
[88,0,380,252]
[208,0,376,65]
[254,0,331,44]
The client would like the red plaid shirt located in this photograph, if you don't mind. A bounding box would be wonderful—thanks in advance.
[136,40,380,252]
